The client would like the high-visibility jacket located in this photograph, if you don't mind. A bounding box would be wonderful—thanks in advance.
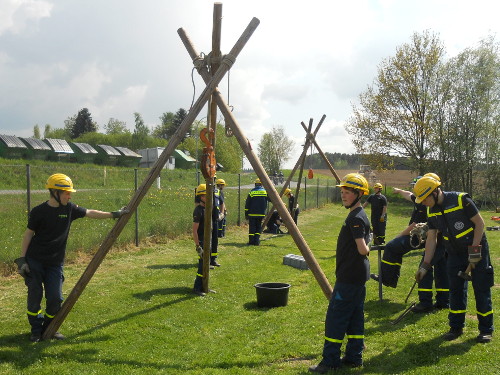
[245,185,269,217]
[427,192,477,252]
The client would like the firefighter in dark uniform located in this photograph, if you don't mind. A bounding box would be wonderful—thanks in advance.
[371,173,449,312]
[245,178,269,245]
[414,175,494,343]
[362,182,387,244]
[284,188,300,225]
[263,210,284,234]
[216,178,227,238]
[15,173,128,342]
[310,173,371,373]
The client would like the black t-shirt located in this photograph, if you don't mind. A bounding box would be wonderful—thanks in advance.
[335,207,371,285]
[26,201,87,265]
[366,193,387,217]
[409,194,427,224]
[193,204,205,243]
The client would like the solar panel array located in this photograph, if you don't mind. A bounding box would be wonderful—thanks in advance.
[0,134,27,148]
[97,144,121,156]
[72,142,98,154]
[45,138,74,153]
[115,146,141,157]
[21,137,51,150]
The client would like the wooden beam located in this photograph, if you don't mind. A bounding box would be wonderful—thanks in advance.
[42,16,261,340]
[300,122,341,183]
[178,29,333,300]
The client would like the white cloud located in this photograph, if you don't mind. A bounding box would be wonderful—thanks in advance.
[0,0,53,36]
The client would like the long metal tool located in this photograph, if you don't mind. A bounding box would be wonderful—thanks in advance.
[391,301,416,325]
[405,280,418,304]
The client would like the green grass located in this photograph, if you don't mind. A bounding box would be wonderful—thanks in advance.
[0,203,498,374]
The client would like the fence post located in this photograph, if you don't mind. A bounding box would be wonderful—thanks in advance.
[317,178,319,208]
[26,164,31,219]
[304,176,307,210]
[134,169,139,247]
[326,180,329,204]
[237,173,241,226]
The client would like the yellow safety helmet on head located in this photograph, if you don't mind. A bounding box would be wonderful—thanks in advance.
[45,173,76,192]
[195,184,207,196]
[216,178,226,186]
[413,176,441,203]
[254,178,261,184]
[336,173,369,195]
[373,182,383,189]
[423,172,441,181]
[284,188,292,195]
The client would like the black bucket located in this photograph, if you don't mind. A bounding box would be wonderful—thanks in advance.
[254,282,291,308]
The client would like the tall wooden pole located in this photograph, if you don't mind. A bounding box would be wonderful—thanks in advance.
[43,16,261,340]
[300,122,341,183]
[178,29,333,300]
[261,117,325,228]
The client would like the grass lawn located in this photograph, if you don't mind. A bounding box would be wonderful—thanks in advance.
[0,203,498,374]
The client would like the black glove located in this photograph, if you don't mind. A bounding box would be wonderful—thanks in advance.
[14,257,31,278]
[112,206,129,219]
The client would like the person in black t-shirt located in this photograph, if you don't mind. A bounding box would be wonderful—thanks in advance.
[310,173,370,374]
[15,173,128,343]
[362,182,387,244]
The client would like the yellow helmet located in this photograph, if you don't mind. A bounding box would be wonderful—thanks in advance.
[195,184,207,196]
[284,188,292,195]
[337,173,369,195]
[373,182,383,189]
[423,172,441,181]
[216,178,226,186]
[45,173,76,192]
[254,178,261,184]
[413,176,441,203]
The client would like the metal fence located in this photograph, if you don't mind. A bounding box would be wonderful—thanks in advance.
[0,164,339,265]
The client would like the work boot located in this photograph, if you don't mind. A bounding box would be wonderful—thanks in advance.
[210,261,221,267]
[30,333,41,342]
[52,332,65,340]
[341,357,362,367]
[442,328,463,341]
[308,362,338,373]
[370,273,379,282]
[476,333,492,343]
[370,273,397,288]
[411,303,433,313]
[193,288,206,297]
[433,302,449,310]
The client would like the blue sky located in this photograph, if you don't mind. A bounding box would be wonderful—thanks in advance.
[1,0,499,167]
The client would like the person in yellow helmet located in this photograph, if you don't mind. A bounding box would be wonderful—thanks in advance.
[216,178,227,238]
[309,173,370,373]
[244,178,270,245]
[15,173,128,342]
[284,188,300,225]
[413,174,494,343]
[362,182,387,245]
[371,175,449,313]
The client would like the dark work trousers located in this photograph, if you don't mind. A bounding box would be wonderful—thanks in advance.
[194,225,219,291]
[380,235,421,288]
[371,214,387,244]
[446,239,494,334]
[417,244,449,308]
[25,257,64,335]
[321,282,366,368]
[248,217,263,245]
[218,217,226,238]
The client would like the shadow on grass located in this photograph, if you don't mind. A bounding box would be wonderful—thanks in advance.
[146,263,194,270]
[367,335,475,372]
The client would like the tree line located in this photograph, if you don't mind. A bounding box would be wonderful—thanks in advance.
[346,31,499,204]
